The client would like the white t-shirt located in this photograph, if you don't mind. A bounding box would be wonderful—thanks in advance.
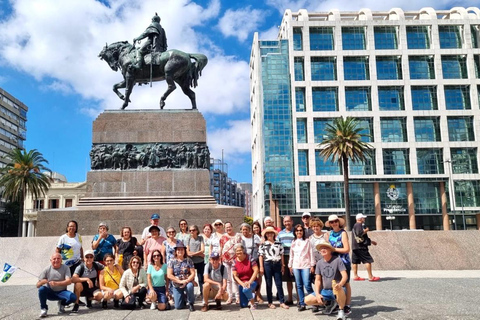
[57,234,83,266]
[241,235,261,260]
[141,225,167,240]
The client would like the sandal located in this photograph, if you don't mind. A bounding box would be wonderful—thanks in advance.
[280,303,290,309]
[226,298,233,305]
[353,277,365,281]
[369,277,380,282]
[235,298,240,305]
[249,303,257,310]
[268,303,276,309]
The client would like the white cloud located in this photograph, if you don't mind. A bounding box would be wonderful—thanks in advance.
[260,25,280,40]
[208,119,251,161]
[218,7,264,42]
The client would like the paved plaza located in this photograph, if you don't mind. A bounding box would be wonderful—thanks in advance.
[1,270,479,319]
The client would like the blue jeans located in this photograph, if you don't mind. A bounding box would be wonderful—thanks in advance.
[172,282,194,309]
[38,286,77,310]
[264,261,285,304]
[238,281,257,308]
[293,268,312,306]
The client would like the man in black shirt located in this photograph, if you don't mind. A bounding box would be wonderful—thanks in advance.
[351,214,379,282]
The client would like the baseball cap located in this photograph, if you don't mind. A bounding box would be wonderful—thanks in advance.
[84,249,95,257]
[210,252,220,259]
[302,212,311,218]
[151,213,160,220]
[356,213,367,220]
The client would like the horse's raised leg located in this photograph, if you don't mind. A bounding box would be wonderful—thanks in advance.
[160,73,176,109]
[113,80,126,100]
[122,73,135,110]
[179,81,197,109]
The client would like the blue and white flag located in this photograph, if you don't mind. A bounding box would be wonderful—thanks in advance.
[0,263,17,283]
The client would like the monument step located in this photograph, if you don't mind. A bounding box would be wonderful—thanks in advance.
[77,196,218,207]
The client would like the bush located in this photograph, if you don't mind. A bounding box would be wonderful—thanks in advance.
[243,216,253,225]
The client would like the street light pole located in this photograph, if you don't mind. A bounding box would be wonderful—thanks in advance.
[459,181,465,230]
[445,159,457,230]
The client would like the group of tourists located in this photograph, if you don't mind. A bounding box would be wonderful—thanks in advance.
[37,212,379,319]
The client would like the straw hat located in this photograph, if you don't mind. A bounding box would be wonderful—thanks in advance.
[324,214,346,228]
[261,226,279,237]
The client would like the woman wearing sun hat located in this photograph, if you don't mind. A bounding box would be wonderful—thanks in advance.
[325,214,352,316]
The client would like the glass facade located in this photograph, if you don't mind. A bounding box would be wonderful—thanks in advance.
[411,86,437,110]
[438,25,462,49]
[299,182,310,209]
[344,57,369,80]
[407,26,430,49]
[383,149,410,174]
[312,87,338,111]
[342,27,366,50]
[349,183,375,213]
[349,152,376,175]
[444,86,470,110]
[298,150,309,175]
[310,27,334,50]
[441,56,467,79]
[472,25,480,48]
[451,148,478,174]
[409,56,435,79]
[413,183,442,214]
[345,87,371,111]
[447,117,474,141]
[293,28,303,50]
[259,40,296,216]
[374,26,398,49]
[454,180,480,207]
[315,151,341,175]
[380,182,408,215]
[356,118,373,142]
[294,57,304,81]
[295,87,306,112]
[381,118,407,142]
[414,117,441,142]
[311,57,336,80]
[317,182,344,208]
[417,149,444,174]
[376,56,402,80]
[313,118,333,143]
[378,86,404,111]
[297,118,307,143]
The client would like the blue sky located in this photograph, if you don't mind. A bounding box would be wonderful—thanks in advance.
[0,0,473,183]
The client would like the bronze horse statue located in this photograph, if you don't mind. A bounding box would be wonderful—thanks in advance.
[98,41,208,110]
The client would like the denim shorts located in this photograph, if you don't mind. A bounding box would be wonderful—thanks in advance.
[153,286,167,304]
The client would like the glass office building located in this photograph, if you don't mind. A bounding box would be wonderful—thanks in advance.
[250,7,480,230]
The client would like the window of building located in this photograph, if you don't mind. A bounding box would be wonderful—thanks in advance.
[356,118,373,142]
[299,182,310,209]
[409,56,435,79]
[413,183,442,214]
[311,57,337,80]
[315,151,341,175]
[298,150,309,175]
[64,199,73,208]
[447,117,475,141]
[471,25,480,48]
[454,180,480,207]
[294,57,304,81]
[378,86,404,111]
[376,56,402,80]
[295,87,306,112]
[310,27,334,50]
[342,27,366,50]
[444,85,470,110]
[383,149,410,174]
[349,152,376,175]
[451,148,478,174]
[344,57,369,80]
[439,25,462,49]
[317,182,344,208]
[417,149,444,174]
[313,118,334,143]
[312,87,338,112]
[414,117,441,142]
[441,55,467,79]
[374,26,398,49]
[297,118,307,143]
[33,199,44,210]
[49,199,59,209]
[349,183,375,213]
[293,28,303,50]
[345,87,371,111]
[406,26,431,49]
[380,118,407,142]
[411,86,437,110]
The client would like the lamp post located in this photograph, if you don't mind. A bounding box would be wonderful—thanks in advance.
[458,180,466,230]
[444,159,457,230]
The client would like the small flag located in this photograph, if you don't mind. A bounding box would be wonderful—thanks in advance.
[0,263,17,283]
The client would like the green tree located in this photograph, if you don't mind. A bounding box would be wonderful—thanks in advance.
[318,117,373,231]
[0,149,51,237]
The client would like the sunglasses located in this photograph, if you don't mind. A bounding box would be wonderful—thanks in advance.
[330,220,339,224]
[295,229,303,232]
[180,223,187,226]
[214,223,222,226]
[105,259,114,263]
[302,216,311,219]
[167,231,175,234]
[153,255,161,258]
[189,229,196,232]
[131,261,140,264]
[85,256,94,259]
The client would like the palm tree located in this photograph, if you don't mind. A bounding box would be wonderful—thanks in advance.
[0,149,52,237]
[318,117,373,231]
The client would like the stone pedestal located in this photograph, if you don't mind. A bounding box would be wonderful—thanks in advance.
[36,110,244,236]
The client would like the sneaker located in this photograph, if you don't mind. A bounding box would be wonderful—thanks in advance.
[40,309,48,318]
[58,301,65,313]
[189,303,195,312]
[311,305,320,313]
[86,300,92,309]
[337,309,346,320]
[215,299,222,310]
[323,300,338,315]
[298,305,306,311]
[78,300,86,306]
[201,304,208,312]
[102,300,108,309]
[344,305,351,315]
[150,302,157,310]
[114,299,120,309]
[72,304,79,313]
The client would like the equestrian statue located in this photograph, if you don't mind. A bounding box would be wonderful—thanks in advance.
[98,13,208,110]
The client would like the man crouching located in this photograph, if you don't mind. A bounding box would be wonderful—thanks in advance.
[305,240,348,320]
[201,252,228,311]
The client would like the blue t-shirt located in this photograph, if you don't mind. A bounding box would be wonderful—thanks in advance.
[278,228,295,255]
[147,263,167,287]
[92,234,116,261]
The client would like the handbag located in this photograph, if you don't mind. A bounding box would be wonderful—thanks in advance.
[121,294,136,309]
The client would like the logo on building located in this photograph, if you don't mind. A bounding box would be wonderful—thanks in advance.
[386,184,399,201]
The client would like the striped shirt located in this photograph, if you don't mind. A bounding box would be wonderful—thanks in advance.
[278,228,295,255]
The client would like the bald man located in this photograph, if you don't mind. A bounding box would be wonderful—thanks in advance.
[37,253,77,317]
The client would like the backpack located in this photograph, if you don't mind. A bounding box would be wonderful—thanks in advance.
[207,263,225,278]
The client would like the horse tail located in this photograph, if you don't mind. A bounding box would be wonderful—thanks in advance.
[188,54,208,88]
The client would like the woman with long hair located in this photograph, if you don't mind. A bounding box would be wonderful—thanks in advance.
[99,253,124,308]
[176,219,190,245]
[186,224,205,298]
[147,249,169,310]
[119,256,147,309]
[116,226,140,270]
[202,223,213,264]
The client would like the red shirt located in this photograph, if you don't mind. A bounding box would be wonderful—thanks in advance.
[232,255,257,282]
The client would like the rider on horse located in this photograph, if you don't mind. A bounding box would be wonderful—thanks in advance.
[131,13,167,70]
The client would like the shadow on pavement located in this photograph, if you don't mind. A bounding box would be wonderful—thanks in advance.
[349,305,402,319]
